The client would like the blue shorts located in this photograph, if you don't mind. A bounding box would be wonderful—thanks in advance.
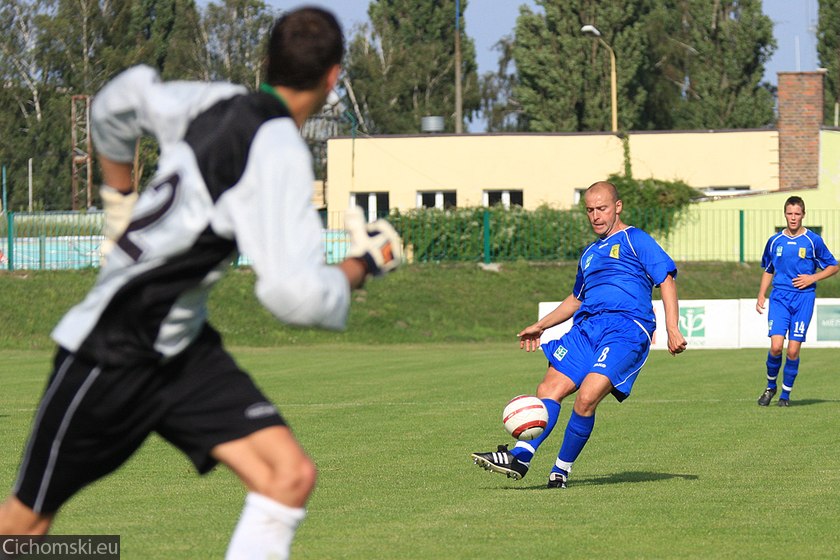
[768,289,815,342]
[541,314,652,402]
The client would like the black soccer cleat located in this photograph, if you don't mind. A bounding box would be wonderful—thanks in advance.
[777,398,790,407]
[547,471,567,489]
[471,444,529,480]
[757,388,776,406]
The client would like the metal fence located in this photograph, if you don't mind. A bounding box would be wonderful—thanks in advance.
[3,208,840,271]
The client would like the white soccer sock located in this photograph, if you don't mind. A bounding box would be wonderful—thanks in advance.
[555,459,573,474]
[225,492,306,560]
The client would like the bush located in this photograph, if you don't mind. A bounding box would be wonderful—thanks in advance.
[596,174,701,238]
[388,205,593,262]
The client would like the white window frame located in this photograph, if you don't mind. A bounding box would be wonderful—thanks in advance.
[483,189,523,209]
[349,192,389,222]
[416,190,456,209]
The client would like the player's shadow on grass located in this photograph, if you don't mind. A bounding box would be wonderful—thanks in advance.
[509,471,698,490]
[782,398,838,407]
[574,471,698,486]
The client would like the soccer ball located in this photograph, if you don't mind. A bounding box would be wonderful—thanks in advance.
[502,395,548,440]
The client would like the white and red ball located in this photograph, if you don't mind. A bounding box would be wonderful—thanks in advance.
[502,395,548,440]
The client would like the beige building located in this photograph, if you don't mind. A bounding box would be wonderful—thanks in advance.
[326,129,779,216]
[323,71,829,224]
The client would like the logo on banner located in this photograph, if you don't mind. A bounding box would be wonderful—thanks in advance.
[816,305,840,341]
[679,306,706,338]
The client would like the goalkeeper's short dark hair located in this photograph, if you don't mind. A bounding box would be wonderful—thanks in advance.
[264,7,344,90]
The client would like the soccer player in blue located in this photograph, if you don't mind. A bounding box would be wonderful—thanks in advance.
[756,196,838,407]
[471,181,687,488]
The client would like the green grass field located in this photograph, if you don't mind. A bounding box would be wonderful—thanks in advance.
[2,345,838,558]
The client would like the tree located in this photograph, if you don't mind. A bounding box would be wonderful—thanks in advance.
[818,0,840,126]
[0,0,79,210]
[510,0,775,132]
[202,0,275,87]
[512,1,662,132]
[343,0,480,134]
[653,0,776,129]
[479,36,528,132]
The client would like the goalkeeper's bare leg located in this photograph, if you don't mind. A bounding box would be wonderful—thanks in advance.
[0,497,53,535]
[212,426,317,559]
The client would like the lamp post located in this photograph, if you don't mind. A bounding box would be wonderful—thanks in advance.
[581,24,617,133]
[454,0,463,133]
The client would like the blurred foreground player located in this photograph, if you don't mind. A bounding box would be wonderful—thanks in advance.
[0,7,401,559]
[756,196,837,407]
[471,181,686,488]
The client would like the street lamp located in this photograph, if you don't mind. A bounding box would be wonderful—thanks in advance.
[581,24,618,133]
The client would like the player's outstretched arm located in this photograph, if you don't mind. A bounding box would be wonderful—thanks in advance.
[344,207,402,285]
[517,294,580,352]
[660,274,686,356]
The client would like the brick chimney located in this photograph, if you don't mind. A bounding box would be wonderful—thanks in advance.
[777,70,825,190]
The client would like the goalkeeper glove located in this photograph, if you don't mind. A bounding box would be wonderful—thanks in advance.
[345,206,402,276]
[100,184,138,258]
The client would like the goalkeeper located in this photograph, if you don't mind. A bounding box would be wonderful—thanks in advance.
[0,7,400,560]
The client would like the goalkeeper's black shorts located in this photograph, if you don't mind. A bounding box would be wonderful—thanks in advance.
[13,326,285,514]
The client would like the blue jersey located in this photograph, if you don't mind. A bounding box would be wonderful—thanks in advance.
[761,229,837,294]
[572,227,677,333]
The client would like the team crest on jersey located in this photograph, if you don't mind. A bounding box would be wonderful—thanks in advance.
[610,244,620,259]
[553,345,568,361]
[799,248,806,258]
[584,255,593,270]
[776,245,783,257]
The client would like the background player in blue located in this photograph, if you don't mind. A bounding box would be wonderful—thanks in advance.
[472,181,686,488]
[756,196,838,407]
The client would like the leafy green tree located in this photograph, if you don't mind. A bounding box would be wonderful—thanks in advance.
[653,0,775,129]
[511,0,775,132]
[512,1,661,132]
[0,0,76,210]
[818,0,840,126]
[202,0,275,87]
[343,0,480,134]
[479,36,527,132]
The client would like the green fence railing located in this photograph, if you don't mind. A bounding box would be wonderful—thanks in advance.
[3,207,840,271]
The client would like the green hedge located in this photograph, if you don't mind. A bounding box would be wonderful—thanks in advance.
[389,205,593,262]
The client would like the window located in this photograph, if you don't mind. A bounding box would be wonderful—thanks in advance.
[417,191,456,209]
[483,190,523,209]
[350,192,390,221]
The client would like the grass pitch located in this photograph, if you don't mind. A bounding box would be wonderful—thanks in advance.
[2,345,839,559]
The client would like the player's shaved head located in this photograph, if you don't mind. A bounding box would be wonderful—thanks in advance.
[586,181,620,203]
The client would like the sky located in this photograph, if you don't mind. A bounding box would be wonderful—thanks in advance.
[263,1,821,130]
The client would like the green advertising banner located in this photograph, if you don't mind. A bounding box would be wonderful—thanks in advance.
[816,305,840,341]
[679,306,706,338]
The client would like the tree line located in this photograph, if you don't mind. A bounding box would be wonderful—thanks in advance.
[1,0,838,211]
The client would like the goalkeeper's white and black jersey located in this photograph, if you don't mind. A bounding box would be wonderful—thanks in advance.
[52,65,350,366]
